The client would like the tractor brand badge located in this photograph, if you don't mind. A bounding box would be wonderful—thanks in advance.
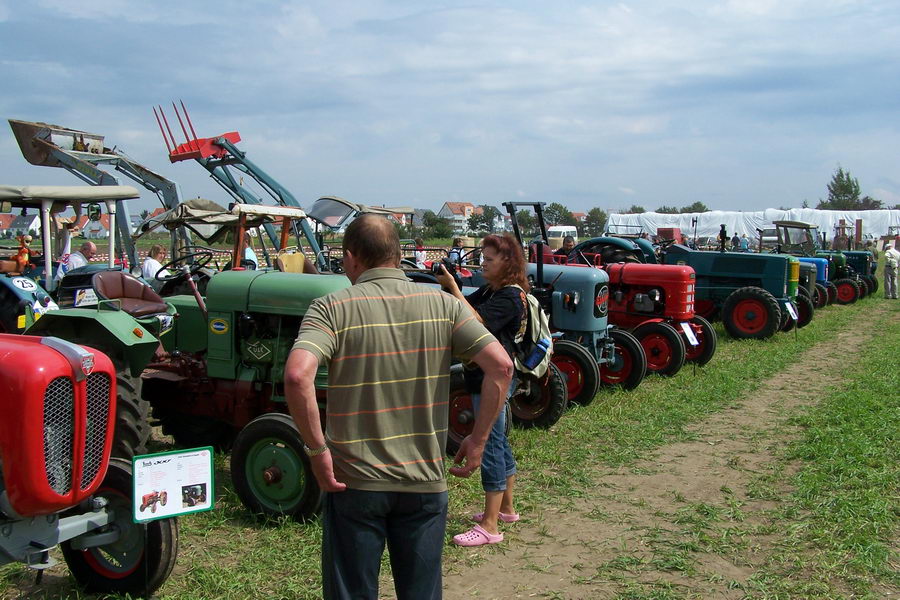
[595,284,609,316]
[81,353,95,376]
[12,277,36,291]
[245,341,272,361]
[209,318,229,334]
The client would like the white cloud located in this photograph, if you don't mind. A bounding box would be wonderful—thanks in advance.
[618,187,636,196]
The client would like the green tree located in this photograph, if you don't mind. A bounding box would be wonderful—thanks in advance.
[140,209,150,221]
[817,167,882,209]
[467,205,501,234]
[583,207,608,237]
[623,205,646,214]
[421,210,453,239]
[544,202,576,226]
[515,210,538,238]
[656,205,679,214]
[680,201,710,213]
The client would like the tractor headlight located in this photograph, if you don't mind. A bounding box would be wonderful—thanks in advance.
[648,288,662,302]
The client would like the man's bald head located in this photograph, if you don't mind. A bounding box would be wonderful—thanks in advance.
[80,241,97,258]
[343,214,400,269]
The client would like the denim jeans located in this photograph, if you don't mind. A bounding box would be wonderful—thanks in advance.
[321,488,448,600]
[470,377,517,492]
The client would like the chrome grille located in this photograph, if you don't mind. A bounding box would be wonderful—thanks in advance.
[82,372,111,489]
[44,376,74,495]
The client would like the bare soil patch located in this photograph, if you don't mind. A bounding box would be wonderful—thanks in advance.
[441,304,894,599]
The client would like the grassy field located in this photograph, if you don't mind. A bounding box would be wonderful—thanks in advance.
[1,278,897,599]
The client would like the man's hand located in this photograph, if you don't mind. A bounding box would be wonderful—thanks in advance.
[448,435,484,478]
[309,451,347,492]
[434,264,458,291]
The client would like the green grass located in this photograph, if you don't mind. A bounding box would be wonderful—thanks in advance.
[1,290,896,599]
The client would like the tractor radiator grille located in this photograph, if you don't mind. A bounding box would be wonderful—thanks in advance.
[43,376,74,495]
[81,372,112,489]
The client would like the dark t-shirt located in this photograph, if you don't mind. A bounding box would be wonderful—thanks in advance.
[463,285,526,392]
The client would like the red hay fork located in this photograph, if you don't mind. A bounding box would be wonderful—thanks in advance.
[153,101,241,163]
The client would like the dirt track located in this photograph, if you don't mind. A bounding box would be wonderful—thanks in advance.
[440,302,896,599]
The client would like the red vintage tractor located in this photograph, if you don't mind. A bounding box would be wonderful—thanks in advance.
[140,490,169,513]
[0,334,178,597]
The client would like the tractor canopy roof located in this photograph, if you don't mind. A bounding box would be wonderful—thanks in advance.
[306,195,414,230]
[0,184,139,211]
[773,220,818,230]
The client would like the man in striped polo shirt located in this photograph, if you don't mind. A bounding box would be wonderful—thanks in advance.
[285,214,513,600]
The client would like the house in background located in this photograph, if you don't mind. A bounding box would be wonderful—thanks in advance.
[0,214,18,239]
[438,202,476,233]
[6,214,40,238]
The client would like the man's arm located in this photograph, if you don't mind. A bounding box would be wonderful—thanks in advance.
[284,348,346,492]
[449,340,513,478]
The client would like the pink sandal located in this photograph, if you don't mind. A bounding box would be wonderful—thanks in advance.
[452,524,503,547]
[472,511,520,523]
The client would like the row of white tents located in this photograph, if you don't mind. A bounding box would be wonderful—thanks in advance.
[607,209,900,241]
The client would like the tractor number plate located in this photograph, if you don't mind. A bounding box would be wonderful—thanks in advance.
[784,302,798,321]
[680,321,699,346]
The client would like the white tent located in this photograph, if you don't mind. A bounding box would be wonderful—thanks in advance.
[607,209,900,241]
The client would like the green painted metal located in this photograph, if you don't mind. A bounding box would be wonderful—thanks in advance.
[243,436,308,512]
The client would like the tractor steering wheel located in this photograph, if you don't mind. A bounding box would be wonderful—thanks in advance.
[156,251,214,282]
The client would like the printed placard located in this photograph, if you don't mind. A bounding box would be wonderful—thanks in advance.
[679,321,700,346]
[132,447,214,523]
[784,301,798,321]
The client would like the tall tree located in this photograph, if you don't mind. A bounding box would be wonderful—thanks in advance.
[467,205,501,233]
[140,209,150,220]
[515,210,537,238]
[656,205,679,214]
[623,205,646,214]
[422,210,453,238]
[544,202,576,226]
[817,167,882,209]
[583,207,608,237]
[680,201,709,213]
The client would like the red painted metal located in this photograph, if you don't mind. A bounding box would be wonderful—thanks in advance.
[0,334,116,517]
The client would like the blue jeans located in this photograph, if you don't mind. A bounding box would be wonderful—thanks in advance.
[471,378,517,492]
[321,489,448,600]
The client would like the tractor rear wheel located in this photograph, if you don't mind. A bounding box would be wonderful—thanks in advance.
[112,372,151,460]
[599,329,647,390]
[231,413,322,521]
[61,458,178,597]
[446,365,511,455]
[795,294,814,328]
[510,363,568,429]
[683,316,717,367]
[550,340,600,405]
[833,278,859,304]
[722,287,782,339]
[632,322,685,377]
[813,282,829,309]
[825,281,838,304]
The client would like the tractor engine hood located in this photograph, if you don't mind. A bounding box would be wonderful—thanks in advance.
[604,263,695,287]
[206,270,351,317]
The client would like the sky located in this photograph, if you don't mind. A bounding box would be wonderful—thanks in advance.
[1,0,899,216]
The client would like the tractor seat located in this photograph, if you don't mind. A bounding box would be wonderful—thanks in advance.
[92,271,169,317]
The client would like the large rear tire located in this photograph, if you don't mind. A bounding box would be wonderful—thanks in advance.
[61,458,178,597]
[813,282,829,309]
[446,365,512,455]
[599,329,647,390]
[682,316,717,367]
[722,287,781,340]
[113,372,151,460]
[632,322,685,377]
[510,363,568,429]
[833,278,859,305]
[230,413,322,521]
[550,340,600,405]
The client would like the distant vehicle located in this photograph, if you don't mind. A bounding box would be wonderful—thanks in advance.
[758,227,779,250]
[547,226,577,250]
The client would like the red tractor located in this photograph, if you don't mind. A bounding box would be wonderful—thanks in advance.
[0,334,177,597]
[140,490,169,513]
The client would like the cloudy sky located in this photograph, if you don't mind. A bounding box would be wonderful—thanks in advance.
[1,0,898,215]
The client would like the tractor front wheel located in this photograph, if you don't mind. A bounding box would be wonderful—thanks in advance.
[112,372,151,460]
[866,274,879,295]
[446,365,511,455]
[795,293,814,328]
[61,458,178,597]
[599,329,647,390]
[632,322,686,377]
[550,340,600,405]
[722,287,781,340]
[813,282,829,309]
[683,316,717,366]
[825,281,838,304]
[231,413,322,521]
[509,363,568,429]
[833,278,860,305]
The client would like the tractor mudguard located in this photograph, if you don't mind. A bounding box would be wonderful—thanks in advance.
[24,307,160,377]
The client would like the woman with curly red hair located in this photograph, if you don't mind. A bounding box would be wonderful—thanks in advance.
[437,232,528,546]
